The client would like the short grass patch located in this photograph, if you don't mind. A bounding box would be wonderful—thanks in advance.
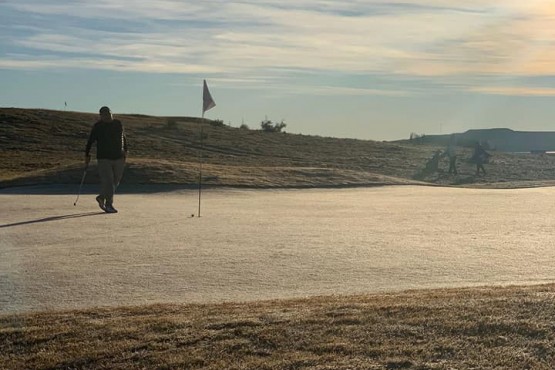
[2,284,554,369]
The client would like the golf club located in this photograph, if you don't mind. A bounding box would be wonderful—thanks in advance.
[73,164,89,206]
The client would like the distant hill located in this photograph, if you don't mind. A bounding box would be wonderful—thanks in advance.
[3,108,555,189]
[399,128,555,152]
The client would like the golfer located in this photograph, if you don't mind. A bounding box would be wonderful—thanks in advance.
[85,106,128,213]
[471,141,490,176]
[444,135,458,175]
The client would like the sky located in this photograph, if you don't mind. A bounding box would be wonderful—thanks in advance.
[1,1,555,141]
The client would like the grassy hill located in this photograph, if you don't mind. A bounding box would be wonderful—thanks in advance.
[4,107,555,189]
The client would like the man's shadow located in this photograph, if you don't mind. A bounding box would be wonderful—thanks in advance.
[0,212,105,228]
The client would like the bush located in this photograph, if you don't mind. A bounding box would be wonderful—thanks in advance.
[260,119,286,133]
[166,118,178,129]
[209,119,224,127]
[239,124,250,130]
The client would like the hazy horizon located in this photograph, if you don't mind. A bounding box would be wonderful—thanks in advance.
[2,1,555,141]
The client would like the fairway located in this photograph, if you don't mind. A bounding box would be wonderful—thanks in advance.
[2,185,555,313]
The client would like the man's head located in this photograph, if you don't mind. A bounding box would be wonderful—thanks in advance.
[99,106,113,122]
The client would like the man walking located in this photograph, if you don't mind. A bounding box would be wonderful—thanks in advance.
[471,141,490,176]
[85,106,128,213]
[445,135,458,175]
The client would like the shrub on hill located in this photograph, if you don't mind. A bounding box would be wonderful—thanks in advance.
[166,118,178,129]
[261,119,286,133]
[209,119,225,127]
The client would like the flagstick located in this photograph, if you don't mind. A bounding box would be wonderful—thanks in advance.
[198,79,215,218]
[198,113,204,217]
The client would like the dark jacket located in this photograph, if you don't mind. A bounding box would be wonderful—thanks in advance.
[85,119,128,160]
[471,145,490,165]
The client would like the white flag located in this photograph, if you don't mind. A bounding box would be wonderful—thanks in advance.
[203,80,216,114]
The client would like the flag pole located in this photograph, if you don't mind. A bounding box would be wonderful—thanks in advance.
[198,113,204,218]
[198,79,215,218]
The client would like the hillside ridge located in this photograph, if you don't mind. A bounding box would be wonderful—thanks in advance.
[3,108,555,189]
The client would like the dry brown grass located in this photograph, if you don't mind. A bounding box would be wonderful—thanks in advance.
[4,108,555,189]
[2,284,555,369]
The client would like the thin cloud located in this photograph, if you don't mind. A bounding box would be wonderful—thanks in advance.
[471,86,555,97]
[288,85,411,97]
[0,56,223,74]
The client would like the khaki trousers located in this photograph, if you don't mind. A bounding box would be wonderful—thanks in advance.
[97,158,125,205]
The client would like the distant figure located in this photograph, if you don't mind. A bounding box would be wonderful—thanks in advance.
[425,150,442,173]
[444,136,458,175]
[471,142,490,175]
[85,106,128,213]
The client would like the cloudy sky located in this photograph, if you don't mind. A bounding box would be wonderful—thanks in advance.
[1,1,555,140]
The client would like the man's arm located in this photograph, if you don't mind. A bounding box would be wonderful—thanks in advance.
[122,123,128,160]
[85,125,97,165]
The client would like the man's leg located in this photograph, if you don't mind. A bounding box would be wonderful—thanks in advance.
[112,158,126,191]
[453,158,458,175]
[98,159,115,205]
[105,158,125,209]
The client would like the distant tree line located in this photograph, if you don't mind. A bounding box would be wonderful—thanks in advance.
[164,117,287,133]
